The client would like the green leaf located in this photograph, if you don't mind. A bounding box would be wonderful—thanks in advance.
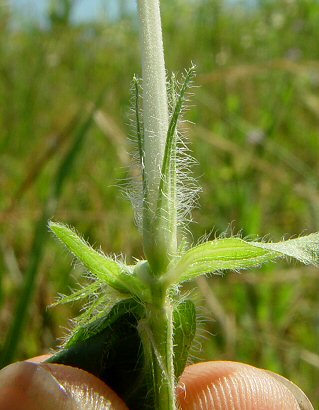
[50,281,101,307]
[47,297,196,410]
[173,299,196,378]
[132,75,145,183]
[66,298,144,348]
[46,298,147,410]
[250,233,319,265]
[49,222,151,302]
[155,66,196,257]
[169,233,319,284]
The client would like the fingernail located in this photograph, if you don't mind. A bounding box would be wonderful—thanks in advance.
[264,370,314,410]
[0,361,74,410]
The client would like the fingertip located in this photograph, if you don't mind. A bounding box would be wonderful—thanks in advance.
[177,361,311,410]
[264,370,314,410]
[0,361,128,410]
[43,362,129,409]
[0,361,71,410]
[26,354,52,363]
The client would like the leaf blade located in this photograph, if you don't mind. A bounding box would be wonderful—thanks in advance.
[170,233,319,284]
[173,299,196,378]
[157,67,196,237]
[49,222,151,301]
[251,233,319,265]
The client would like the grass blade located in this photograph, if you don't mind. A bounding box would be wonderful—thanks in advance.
[0,92,105,368]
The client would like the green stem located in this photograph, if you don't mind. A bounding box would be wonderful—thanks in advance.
[137,0,171,274]
[137,0,169,212]
[136,1,177,408]
[142,297,176,410]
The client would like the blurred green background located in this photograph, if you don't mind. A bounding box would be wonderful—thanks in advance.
[1,0,319,404]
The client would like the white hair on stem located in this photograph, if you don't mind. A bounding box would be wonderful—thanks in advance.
[126,66,200,250]
[137,0,169,214]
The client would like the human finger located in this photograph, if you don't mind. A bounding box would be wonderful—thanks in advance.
[177,361,313,410]
[0,360,128,410]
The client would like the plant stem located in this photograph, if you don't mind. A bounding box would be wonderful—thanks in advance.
[137,0,169,214]
[142,298,176,410]
[136,2,176,408]
[137,0,171,275]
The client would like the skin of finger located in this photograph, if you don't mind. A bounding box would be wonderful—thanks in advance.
[264,370,314,410]
[177,361,303,410]
[0,361,128,410]
[26,354,52,363]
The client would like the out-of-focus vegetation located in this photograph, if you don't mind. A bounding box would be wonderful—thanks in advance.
[1,0,319,404]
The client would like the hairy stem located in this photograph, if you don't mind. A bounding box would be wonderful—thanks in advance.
[137,1,176,408]
[137,0,172,274]
[140,298,176,410]
[137,0,169,214]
